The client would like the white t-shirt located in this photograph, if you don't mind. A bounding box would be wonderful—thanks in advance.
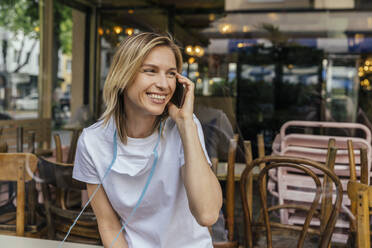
[73,115,213,248]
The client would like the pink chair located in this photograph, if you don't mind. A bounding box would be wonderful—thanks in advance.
[270,120,371,244]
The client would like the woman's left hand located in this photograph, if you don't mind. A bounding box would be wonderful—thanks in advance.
[168,73,194,123]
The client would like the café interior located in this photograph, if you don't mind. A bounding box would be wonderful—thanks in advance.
[0,0,372,247]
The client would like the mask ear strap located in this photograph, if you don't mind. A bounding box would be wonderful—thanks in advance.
[108,121,163,248]
[58,131,118,248]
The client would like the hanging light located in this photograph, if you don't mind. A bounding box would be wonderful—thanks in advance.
[185,45,194,56]
[242,25,251,33]
[185,45,204,57]
[354,33,364,45]
[361,79,370,87]
[219,24,233,34]
[188,57,195,64]
[194,46,204,57]
[113,26,123,34]
[128,9,134,14]
[98,27,104,36]
[268,13,279,21]
[125,28,134,36]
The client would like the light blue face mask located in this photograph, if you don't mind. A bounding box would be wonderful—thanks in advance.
[58,122,163,248]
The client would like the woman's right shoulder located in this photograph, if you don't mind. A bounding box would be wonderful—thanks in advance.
[81,119,115,143]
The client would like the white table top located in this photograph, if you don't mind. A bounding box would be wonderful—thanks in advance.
[0,235,103,248]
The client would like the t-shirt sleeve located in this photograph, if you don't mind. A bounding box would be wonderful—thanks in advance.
[72,129,101,184]
[179,115,212,167]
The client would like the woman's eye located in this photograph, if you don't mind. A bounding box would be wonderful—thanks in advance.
[167,72,176,78]
[143,69,155,73]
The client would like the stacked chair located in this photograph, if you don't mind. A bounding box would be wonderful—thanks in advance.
[270,120,371,243]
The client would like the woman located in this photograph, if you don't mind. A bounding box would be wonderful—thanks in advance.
[73,32,222,248]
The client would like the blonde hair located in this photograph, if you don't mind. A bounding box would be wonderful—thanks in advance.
[100,32,183,144]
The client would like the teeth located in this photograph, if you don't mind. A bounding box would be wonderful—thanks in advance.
[148,94,165,100]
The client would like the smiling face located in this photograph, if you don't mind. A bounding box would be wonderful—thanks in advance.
[123,45,178,120]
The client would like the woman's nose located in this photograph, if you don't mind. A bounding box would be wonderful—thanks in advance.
[155,73,170,88]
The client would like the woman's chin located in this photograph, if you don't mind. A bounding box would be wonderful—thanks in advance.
[146,106,167,117]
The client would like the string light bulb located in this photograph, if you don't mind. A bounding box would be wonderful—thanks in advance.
[194,46,204,57]
[188,57,195,64]
[113,26,123,34]
[185,45,204,57]
[98,27,104,36]
[219,24,232,34]
[125,28,134,36]
[185,45,193,56]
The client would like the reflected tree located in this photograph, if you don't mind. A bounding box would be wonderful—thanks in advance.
[0,0,39,73]
[0,0,72,73]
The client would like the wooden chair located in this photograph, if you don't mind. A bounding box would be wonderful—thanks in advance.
[243,133,265,227]
[0,139,8,208]
[0,118,53,155]
[53,128,81,164]
[37,155,100,244]
[0,128,8,153]
[347,180,372,248]
[0,132,40,224]
[240,151,343,248]
[53,131,83,210]
[0,153,44,237]
[346,140,370,247]
[212,134,239,248]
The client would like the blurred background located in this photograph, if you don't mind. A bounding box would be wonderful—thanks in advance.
[2,1,372,245]
[1,0,372,156]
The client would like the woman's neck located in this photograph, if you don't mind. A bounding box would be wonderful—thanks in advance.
[125,115,157,138]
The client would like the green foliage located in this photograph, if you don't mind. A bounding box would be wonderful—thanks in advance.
[56,1,72,55]
[0,0,39,39]
[0,0,72,55]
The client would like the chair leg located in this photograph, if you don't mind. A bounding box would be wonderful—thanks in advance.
[41,183,56,239]
[27,181,36,225]
[357,188,370,248]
